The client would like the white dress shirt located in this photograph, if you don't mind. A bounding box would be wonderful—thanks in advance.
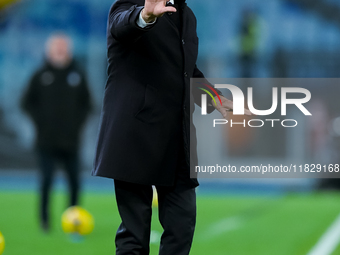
[137,0,175,28]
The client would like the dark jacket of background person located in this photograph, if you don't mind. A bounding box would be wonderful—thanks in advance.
[22,60,92,152]
[92,0,218,187]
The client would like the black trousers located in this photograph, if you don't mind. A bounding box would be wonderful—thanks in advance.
[37,147,80,226]
[114,153,196,255]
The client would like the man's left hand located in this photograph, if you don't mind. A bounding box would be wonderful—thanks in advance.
[212,96,252,118]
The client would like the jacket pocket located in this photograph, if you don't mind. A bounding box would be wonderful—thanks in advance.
[135,84,157,123]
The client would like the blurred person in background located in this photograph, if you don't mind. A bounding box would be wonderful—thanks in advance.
[21,33,92,232]
[239,9,260,78]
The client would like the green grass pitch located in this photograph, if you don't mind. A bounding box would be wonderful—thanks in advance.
[1,191,340,255]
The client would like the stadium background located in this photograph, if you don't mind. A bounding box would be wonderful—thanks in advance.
[1,0,340,254]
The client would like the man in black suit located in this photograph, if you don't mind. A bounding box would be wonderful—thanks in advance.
[92,0,238,254]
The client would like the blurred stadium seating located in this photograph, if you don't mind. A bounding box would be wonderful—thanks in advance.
[1,0,340,171]
[1,1,340,254]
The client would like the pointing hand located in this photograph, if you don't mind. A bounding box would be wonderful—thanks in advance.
[142,0,177,23]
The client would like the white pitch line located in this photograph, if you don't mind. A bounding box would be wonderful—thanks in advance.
[201,216,243,241]
[307,213,340,255]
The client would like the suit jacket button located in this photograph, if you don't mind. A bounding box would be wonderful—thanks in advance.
[184,72,188,77]
[182,39,185,45]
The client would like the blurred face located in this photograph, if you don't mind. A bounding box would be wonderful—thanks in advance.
[46,36,72,68]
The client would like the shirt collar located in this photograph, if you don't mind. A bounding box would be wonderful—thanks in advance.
[170,0,174,4]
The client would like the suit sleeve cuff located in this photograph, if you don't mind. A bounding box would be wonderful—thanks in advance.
[136,9,157,28]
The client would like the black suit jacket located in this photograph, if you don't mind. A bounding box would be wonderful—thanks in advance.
[22,60,92,152]
[92,0,218,186]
